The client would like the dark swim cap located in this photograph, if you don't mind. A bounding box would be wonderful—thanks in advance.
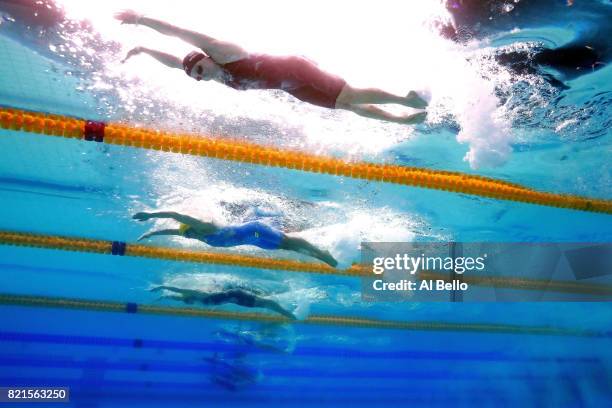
[183,51,206,75]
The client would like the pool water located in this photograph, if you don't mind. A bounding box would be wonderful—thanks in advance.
[1,1,611,406]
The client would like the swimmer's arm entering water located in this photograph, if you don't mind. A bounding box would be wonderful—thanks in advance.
[115,10,247,64]
[121,46,182,69]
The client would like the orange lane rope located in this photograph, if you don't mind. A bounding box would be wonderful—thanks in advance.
[0,293,603,336]
[1,107,610,214]
[1,230,610,296]
[0,230,368,276]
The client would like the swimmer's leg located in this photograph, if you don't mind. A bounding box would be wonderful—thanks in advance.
[337,85,428,109]
[254,298,297,320]
[280,236,338,268]
[340,104,427,125]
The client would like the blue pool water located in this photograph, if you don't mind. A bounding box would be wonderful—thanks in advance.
[1,1,611,406]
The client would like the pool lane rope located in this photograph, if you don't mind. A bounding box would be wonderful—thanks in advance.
[1,230,611,296]
[1,107,610,214]
[0,230,366,276]
[0,293,605,337]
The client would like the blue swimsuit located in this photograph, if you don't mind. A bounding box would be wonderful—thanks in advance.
[199,222,284,250]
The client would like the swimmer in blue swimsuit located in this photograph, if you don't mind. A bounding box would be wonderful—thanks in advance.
[133,211,338,267]
[151,285,296,319]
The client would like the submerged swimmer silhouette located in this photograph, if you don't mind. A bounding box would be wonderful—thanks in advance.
[440,0,608,81]
[115,10,428,125]
[151,285,296,319]
[134,211,337,267]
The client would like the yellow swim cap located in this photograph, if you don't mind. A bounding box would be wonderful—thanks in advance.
[178,223,191,235]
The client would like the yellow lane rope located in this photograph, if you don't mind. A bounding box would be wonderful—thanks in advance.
[0,293,603,337]
[0,230,367,276]
[418,271,612,296]
[1,107,610,214]
[2,230,611,296]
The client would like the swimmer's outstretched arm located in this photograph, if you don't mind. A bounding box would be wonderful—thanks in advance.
[121,46,182,69]
[155,294,184,302]
[115,10,247,64]
[133,211,213,230]
[150,285,184,293]
[150,285,205,303]
[137,229,181,241]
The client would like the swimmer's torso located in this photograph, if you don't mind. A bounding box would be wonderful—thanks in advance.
[191,221,284,250]
[218,54,346,109]
[220,54,308,90]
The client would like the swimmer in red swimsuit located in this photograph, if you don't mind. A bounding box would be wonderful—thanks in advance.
[115,10,428,125]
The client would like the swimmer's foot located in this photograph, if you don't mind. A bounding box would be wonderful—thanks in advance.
[402,110,427,125]
[281,310,298,320]
[320,250,338,268]
[405,91,429,109]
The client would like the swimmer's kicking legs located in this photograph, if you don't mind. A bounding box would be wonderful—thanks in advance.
[151,286,297,319]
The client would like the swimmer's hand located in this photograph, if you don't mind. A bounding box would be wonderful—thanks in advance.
[121,46,144,63]
[133,211,153,221]
[114,10,143,25]
[402,110,427,125]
